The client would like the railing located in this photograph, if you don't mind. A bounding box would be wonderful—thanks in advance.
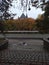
[0,30,39,34]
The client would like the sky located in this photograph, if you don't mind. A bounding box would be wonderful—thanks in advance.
[0,0,47,19]
[9,0,45,19]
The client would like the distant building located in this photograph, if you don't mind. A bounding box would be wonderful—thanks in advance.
[20,13,28,18]
[26,14,28,18]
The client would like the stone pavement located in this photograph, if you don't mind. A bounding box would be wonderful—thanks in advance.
[0,39,49,65]
[0,49,49,65]
[0,33,49,39]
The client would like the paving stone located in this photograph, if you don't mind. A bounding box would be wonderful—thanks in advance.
[0,39,49,65]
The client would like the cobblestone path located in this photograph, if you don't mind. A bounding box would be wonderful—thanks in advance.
[0,39,49,65]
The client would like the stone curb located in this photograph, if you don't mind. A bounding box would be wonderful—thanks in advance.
[0,38,8,50]
[43,37,49,50]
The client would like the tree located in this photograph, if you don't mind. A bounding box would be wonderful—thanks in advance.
[0,0,13,33]
[42,1,49,33]
[0,0,13,20]
[36,1,49,33]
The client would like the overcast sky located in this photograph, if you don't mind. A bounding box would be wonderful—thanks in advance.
[0,0,48,19]
[9,0,45,19]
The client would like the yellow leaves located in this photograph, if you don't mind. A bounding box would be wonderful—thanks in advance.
[4,18,36,30]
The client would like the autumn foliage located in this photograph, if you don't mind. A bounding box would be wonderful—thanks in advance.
[4,18,36,31]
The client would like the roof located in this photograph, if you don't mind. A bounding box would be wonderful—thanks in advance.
[20,13,28,18]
